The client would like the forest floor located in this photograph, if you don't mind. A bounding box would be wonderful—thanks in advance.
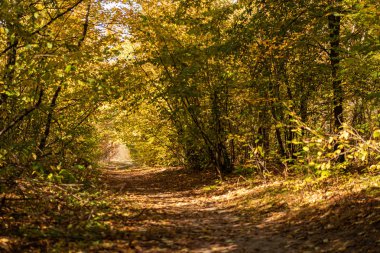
[1,166,379,252]
[98,167,380,253]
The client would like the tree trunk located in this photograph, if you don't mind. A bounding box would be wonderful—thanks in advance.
[211,90,233,175]
[1,29,18,105]
[38,86,62,154]
[257,108,270,153]
[328,0,345,162]
[214,143,233,175]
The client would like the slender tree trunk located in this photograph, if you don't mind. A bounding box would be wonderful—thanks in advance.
[229,138,235,165]
[38,86,62,153]
[270,106,286,157]
[285,73,297,159]
[38,2,91,155]
[328,0,345,162]
[257,109,270,152]
[1,29,18,105]
[211,90,233,175]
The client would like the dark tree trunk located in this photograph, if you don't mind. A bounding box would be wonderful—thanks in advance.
[229,138,235,165]
[270,105,286,157]
[328,1,345,162]
[1,31,18,105]
[211,90,233,175]
[38,86,62,153]
[257,107,270,153]
[215,143,233,175]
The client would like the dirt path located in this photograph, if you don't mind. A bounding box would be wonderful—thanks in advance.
[98,166,380,253]
[103,167,290,253]
[1,166,378,252]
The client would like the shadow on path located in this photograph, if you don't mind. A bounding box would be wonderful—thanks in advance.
[101,167,380,253]
[103,167,218,194]
[102,167,287,252]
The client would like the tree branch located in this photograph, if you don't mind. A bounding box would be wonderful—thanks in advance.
[0,89,44,138]
[0,0,85,57]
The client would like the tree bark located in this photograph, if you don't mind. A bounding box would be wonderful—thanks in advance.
[38,86,62,153]
[1,28,19,105]
[211,90,233,175]
[328,0,345,162]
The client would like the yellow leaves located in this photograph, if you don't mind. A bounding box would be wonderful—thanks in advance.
[373,129,380,138]
[359,150,368,161]
[320,161,331,171]
[253,146,264,157]
[368,164,380,173]
[340,130,350,140]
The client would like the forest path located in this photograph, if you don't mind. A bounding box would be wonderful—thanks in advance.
[1,165,377,252]
[101,166,380,253]
[102,167,292,253]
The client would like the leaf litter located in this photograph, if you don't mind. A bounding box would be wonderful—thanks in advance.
[1,167,379,252]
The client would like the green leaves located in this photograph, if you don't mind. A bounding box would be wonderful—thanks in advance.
[65,64,73,73]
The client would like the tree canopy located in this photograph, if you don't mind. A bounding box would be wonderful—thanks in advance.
[1,0,379,179]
